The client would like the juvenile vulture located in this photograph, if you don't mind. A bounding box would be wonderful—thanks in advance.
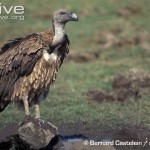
[0,9,78,124]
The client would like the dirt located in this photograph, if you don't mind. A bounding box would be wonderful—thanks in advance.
[58,122,115,141]
[134,29,150,53]
[88,25,150,51]
[117,5,142,17]
[86,89,115,102]
[113,125,150,150]
[86,88,140,103]
[112,68,150,89]
[135,29,150,44]
[91,28,137,49]
[66,51,100,63]
[113,125,150,143]
[86,68,150,103]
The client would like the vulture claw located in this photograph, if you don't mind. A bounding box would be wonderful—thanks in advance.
[36,118,58,133]
[36,118,45,127]
[19,121,23,126]
[47,122,58,132]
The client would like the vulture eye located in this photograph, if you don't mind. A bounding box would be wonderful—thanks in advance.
[60,12,66,15]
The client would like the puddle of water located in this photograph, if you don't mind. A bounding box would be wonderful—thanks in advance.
[59,135,86,142]
[58,135,116,150]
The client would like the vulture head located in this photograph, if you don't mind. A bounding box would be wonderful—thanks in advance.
[52,9,78,24]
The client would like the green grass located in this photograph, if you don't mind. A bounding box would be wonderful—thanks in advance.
[0,0,150,131]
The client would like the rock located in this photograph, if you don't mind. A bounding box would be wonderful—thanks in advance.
[18,122,56,149]
[0,117,58,150]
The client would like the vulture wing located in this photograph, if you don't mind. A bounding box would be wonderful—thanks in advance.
[0,33,44,101]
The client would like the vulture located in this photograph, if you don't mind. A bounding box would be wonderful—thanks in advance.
[0,9,78,124]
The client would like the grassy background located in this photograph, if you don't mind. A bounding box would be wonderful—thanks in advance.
[0,0,150,131]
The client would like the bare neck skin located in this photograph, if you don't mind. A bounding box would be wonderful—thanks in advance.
[51,20,66,47]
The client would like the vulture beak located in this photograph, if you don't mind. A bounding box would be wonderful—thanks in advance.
[70,13,78,22]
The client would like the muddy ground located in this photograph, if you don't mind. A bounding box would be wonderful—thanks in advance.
[57,122,150,150]
[0,119,149,149]
[86,68,150,103]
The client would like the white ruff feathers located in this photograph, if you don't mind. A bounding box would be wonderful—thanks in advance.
[43,50,57,62]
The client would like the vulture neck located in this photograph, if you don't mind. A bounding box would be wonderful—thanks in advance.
[52,20,66,47]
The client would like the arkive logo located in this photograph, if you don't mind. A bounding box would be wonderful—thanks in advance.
[0,3,24,14]
[0,3,24,20]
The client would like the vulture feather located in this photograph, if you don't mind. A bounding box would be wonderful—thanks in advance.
[0,9,78,122]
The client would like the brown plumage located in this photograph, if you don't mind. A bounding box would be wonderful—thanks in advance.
[0,9,78,120]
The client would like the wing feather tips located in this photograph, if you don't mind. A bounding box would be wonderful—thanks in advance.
[0,33,41,55]
[0,37,23,54]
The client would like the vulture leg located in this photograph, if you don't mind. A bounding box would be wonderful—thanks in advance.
[19,98,31,126]
[23,98,30,116]
[35,103,45,126]
[35,103,41,119]
[34,103,58,131]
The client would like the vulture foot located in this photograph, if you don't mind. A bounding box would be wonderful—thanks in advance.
[36,118,45,127]
[19,115,33,126]
[36,118,58,132]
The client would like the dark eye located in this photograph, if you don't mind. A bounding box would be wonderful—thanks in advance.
[60,12,66,15]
